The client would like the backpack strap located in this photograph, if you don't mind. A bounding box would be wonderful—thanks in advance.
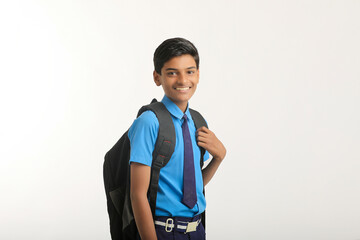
[189,108,208,168]
[189,108,208,230]
[137,99,176,218]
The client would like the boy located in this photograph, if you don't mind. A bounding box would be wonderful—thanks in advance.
[129,37,226,240]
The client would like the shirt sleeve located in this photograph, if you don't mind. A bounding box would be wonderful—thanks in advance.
[204,149,210,161]
[128,110,159,166]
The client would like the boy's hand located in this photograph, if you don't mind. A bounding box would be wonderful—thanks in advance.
[196,126,226,162]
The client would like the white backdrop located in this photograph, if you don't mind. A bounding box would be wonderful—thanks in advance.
[1,1,360,239]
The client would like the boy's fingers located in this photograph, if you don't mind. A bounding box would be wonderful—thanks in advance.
[197,141,207,148]
[197,128,211,136]
[197,136,207,143]
[197,131,209,138]
[197,126,209,133]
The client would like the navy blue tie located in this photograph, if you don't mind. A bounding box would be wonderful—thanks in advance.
[181,114,197,209]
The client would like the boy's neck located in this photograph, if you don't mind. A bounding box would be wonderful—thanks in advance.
[166,96,188,113]
[176,102,188,113]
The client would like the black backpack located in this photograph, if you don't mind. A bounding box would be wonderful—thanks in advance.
[103,99,208,240]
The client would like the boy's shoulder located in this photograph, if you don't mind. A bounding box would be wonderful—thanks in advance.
[128,110,159,137]
[136,110,158,123]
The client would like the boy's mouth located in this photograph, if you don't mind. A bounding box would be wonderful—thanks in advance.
[174,87,191,91]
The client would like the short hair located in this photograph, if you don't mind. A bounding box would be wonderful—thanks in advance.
[153,37,199,74]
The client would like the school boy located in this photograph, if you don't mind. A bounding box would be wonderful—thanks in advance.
[129,37,226,240]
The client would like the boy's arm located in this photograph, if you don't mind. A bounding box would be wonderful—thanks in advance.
[130,162,157,240]
[196,126,226,186]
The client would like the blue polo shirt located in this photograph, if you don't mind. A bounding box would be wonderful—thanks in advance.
[128,95,209,217]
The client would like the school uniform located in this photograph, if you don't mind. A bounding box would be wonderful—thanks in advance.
[128,95,209,239]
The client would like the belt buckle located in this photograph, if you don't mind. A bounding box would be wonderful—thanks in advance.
[165,218,174,232]
[185,221,198,233]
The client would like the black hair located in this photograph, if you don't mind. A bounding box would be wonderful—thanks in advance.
[153,37,199,74]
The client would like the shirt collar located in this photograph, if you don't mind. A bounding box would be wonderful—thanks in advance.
[161,95,192,122]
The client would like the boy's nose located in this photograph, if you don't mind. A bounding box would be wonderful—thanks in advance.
[177,73,187,84]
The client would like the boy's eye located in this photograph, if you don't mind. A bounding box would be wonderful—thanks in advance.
[167,72,177,76]
[187,71,195,75]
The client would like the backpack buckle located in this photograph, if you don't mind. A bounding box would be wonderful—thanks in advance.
[165,218,174,232]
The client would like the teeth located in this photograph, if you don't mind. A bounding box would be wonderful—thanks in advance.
[175,87,190,90]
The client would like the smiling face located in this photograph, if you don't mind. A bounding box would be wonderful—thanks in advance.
[153,54,199,112]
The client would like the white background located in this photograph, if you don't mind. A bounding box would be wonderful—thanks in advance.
[1,0,360,239]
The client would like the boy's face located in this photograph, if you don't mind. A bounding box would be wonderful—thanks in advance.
[153,54,199,111]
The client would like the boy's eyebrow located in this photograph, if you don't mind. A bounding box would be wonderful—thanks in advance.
[165,66,197,71]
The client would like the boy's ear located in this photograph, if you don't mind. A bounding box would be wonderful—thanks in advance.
[153,70,161,86]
